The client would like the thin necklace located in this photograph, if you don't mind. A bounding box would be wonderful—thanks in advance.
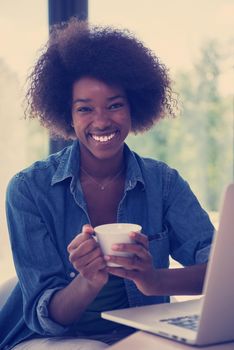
[81,166,124,190]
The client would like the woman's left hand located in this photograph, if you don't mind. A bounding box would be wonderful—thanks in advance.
[105,232,160,296]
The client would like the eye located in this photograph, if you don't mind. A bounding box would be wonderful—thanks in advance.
[75,106,93,113]
[108,102,124,110]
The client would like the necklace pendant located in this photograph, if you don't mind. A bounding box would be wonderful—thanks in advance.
[81,166,124,191]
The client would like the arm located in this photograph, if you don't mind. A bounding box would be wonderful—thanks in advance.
[6,175,71,335]
[48,274,103,326]
[151,263,207,296]
[6,175,107,334]
[106,165,213,296]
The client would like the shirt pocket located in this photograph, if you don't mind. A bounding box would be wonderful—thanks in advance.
[148,227,170,268]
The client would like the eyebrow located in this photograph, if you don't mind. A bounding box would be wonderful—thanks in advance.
[72,98,92,104]
[72,95,126,105]
[108,94,126,101]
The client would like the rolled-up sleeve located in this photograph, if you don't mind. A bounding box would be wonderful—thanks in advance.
[163,168,214,266]
[195,244,211,264]
[37,288,69,335]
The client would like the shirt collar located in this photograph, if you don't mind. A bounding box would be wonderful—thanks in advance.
[124,144,145,190]
[51,140,80,186]
[51,141,145,190]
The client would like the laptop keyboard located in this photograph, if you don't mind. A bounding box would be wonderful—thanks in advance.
[160,314,200,331]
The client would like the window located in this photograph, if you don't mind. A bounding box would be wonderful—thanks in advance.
[0,1,48,283]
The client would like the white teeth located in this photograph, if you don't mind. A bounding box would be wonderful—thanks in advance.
[92,133,115,142]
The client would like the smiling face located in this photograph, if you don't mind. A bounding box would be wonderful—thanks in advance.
[71,77,131,163]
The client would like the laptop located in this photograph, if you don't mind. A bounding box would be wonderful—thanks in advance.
[102,184,234,346]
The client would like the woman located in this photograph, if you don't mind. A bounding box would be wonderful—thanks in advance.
[0,18,214,349]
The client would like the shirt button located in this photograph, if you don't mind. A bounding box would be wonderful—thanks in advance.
[69,271,76,278]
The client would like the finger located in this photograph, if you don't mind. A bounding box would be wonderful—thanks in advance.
[71,246,104,271]
[69,237,98,260]
[67,225,94,252]
[107,266,137,280]
[111,242,149,260]
[69,242,101,265]
[82,257,107,280]
[82,224,94,234]
[129,232,149,249]
[104,254,146,271]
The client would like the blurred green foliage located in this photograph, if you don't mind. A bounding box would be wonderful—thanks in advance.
[127,40,233,211]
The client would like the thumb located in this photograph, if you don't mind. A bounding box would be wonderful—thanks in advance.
[82,224,94,235]
[67,225,94,253]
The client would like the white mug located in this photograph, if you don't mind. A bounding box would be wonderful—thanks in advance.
[94,223,142,267]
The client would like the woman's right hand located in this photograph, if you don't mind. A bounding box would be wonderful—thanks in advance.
[67,224,108,288]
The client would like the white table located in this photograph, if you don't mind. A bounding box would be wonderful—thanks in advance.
[109,331,234,350]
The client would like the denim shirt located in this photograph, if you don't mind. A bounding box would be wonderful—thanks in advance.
[0,141,214,349]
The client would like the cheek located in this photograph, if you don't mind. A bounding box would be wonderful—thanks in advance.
[72,116,86,130]
[72,120,83,137]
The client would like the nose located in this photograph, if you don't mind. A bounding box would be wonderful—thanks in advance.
[92,108,111,129]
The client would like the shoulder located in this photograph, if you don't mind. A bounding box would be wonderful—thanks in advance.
[6,147,71,197]
[132,151,189,200]
[134,152,179,183]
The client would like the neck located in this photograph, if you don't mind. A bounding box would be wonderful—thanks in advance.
[79,145,125,179]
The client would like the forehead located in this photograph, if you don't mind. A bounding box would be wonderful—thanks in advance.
[72,77,125,99]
